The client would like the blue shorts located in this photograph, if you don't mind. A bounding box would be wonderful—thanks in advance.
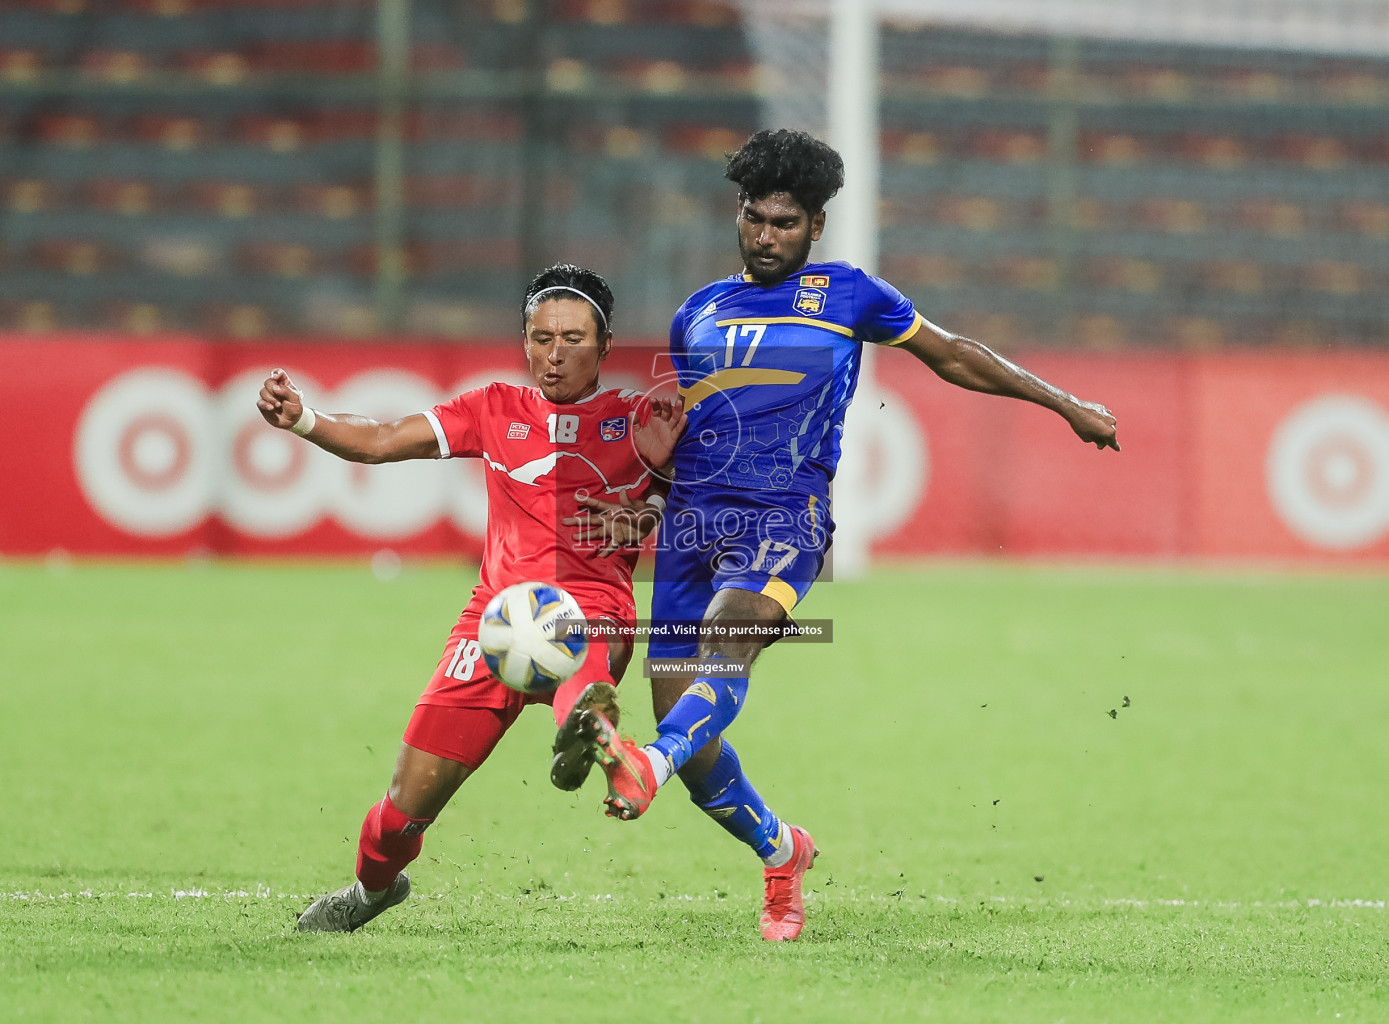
[649,483,832,659]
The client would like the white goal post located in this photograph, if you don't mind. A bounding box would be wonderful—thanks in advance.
[738,0,1389,576]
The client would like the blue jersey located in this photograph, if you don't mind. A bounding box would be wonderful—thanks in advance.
[669,260,922,494]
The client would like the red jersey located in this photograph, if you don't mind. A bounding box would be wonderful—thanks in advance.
[424,382,654,596]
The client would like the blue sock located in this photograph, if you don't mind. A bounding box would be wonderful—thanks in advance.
[648,671,749,776]
[683,740,784,860]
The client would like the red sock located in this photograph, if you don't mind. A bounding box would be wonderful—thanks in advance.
[549,637,616,727]
[550,675,590,727]
[355,794,433,892]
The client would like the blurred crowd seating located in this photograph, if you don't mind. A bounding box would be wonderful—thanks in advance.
[877,23,1389,348]
[0,0,1385,348]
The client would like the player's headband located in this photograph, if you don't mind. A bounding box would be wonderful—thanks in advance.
[525,286,609,333]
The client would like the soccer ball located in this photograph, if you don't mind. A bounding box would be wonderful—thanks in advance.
[479,581,589,694]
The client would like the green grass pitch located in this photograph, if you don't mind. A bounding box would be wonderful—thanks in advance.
[2,559,1388,1022]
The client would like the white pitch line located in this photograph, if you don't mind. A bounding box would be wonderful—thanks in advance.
[4,890,1386,910]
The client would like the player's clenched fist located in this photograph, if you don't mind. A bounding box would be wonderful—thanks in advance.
[1065,399,1121,452]
[256,368,307,431]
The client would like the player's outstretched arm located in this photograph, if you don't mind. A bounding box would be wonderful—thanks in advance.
[895,321,1120,451]
[256,368,441,463]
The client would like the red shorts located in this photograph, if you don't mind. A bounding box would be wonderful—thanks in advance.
[405,582,635,768]
[402,703,521,770]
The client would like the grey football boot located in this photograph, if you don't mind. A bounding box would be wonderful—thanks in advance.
[296,872,410,932]
[550,682,620,791]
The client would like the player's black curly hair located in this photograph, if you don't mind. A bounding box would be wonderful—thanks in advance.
[724,129,845,214]
[521,263,614,334]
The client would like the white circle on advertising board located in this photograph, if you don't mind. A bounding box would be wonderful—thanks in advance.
[328,370,447,538]
[1266,394,1389,550]
[74,368,214,536]
[214,370,335,538]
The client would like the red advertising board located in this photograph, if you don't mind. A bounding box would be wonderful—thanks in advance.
[3,336,1388,563]
[0,336,532,557]
[869,353,1188,557]
[1188,353,1389,560]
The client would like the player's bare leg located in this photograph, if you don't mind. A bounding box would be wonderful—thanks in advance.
[586,586,783,818]
[650,592,818,939]
[297,744,471,932]
[651,674,723,779]
[648,584,782,783]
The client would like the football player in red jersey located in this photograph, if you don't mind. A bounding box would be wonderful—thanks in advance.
[257,264,685,932]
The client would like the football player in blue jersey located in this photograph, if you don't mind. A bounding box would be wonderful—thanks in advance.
[571,128,1119,941]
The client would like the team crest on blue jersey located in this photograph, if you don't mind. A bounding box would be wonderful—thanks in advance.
[599,416,627,442]
[794,288,827,316]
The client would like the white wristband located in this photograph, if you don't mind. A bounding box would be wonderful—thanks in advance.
[645,492,667,514]
[290,406,317,437]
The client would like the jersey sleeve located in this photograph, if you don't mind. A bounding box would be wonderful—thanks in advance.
[668,299,690,372]
[664,298,700,391]
[424,385,489,459]
[852,268,925,346]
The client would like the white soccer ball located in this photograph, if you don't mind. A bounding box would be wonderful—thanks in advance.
[478,581,589,694]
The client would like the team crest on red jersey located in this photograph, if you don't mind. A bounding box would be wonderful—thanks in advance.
[507,421,530,439]
[599,416,628,442]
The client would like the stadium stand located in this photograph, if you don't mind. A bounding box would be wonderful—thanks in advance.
[0,2,1384,345]
[878,24,1389,348]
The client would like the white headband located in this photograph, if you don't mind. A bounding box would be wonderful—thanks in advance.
[526,286,609,332]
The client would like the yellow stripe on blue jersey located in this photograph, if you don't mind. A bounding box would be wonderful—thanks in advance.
[714,316,856,338]
[882,311,929,346]
[671,260,920,492]
[678,367,807,407]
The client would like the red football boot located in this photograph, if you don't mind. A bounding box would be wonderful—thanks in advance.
[579,709,657,820]
[760,825,818,941]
